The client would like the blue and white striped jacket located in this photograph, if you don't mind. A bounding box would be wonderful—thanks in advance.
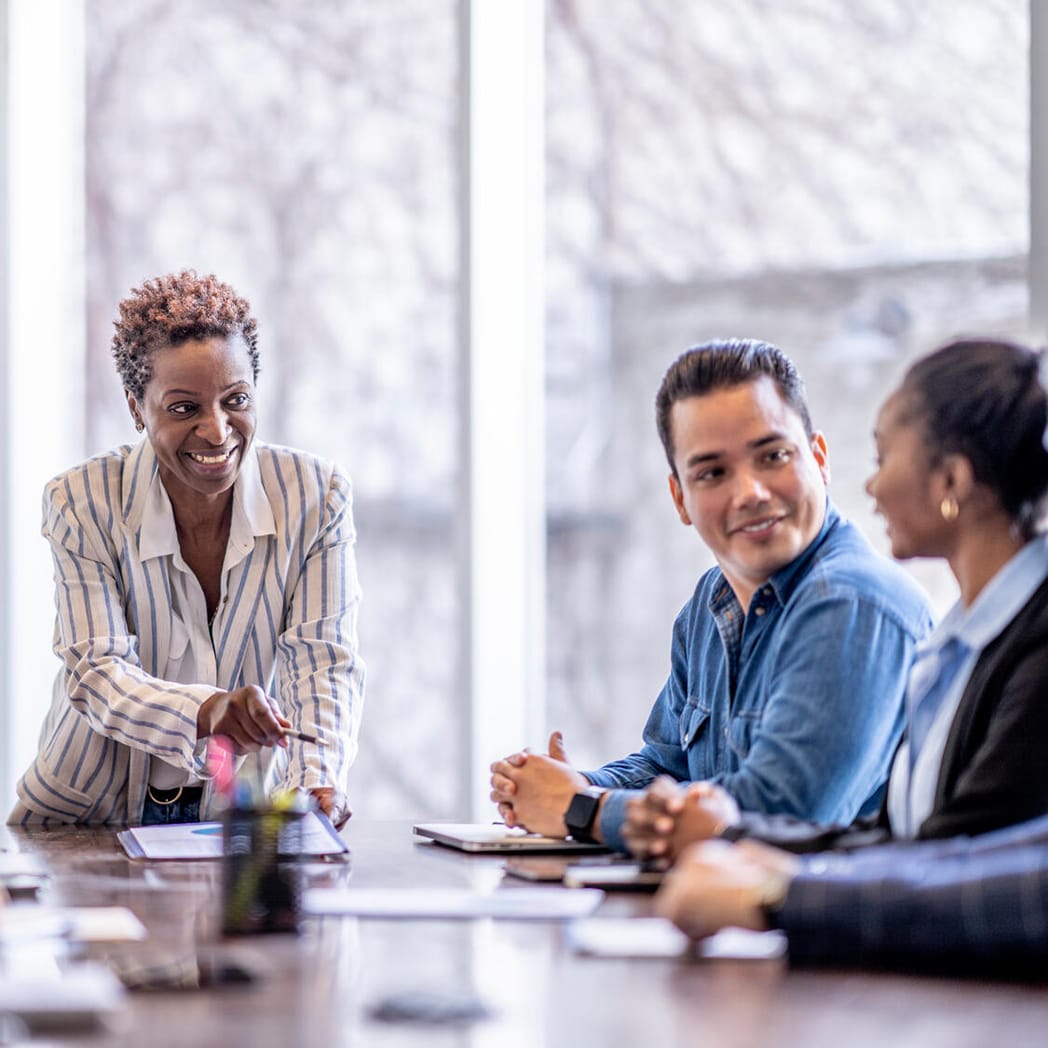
[9,439,365,825]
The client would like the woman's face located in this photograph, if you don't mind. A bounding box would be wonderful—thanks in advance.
[127,334,257,510]
[865,390,949,560]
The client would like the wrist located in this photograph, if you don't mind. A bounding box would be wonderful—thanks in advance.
[751,869,792,930]
[196,691,224,740]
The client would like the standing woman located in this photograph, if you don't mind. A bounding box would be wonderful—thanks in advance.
[626,337,1048,857]
[10,271,364,827]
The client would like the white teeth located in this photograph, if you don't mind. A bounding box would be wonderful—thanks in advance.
[189,449,233,465]
[741,520,776,532]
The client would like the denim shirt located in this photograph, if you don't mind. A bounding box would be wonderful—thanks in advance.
[586,503,933,852]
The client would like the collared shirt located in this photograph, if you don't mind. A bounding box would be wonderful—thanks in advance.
[887,535,1048,838]
[586,502,933,852]
[141,450,277,789]
[11,439,365,826]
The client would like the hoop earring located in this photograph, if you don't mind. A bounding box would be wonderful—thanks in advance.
[135,421,144,433]
[940,496,959,521]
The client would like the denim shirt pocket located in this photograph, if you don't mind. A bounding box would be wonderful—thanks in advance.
[726,708,762,764]
[680,696,712,752]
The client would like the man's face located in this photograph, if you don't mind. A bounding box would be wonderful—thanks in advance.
[667,376,829,608]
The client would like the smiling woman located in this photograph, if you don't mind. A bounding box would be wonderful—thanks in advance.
[8,271,365,829]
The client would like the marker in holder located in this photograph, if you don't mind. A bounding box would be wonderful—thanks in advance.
[221,804,307,936]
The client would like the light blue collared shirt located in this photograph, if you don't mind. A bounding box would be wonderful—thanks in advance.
[888,535,1048,838]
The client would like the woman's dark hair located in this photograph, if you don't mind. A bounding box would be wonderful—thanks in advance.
[655,338,813,473]
[112,270,260,399]
[900,338,1048,537]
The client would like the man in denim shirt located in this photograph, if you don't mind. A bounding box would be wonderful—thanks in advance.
[491,339,932,851]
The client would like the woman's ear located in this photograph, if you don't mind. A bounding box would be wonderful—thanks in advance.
[125,389,144,432]
[939,453,976,504]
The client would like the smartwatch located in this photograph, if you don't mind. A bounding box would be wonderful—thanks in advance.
[563,786,606,843]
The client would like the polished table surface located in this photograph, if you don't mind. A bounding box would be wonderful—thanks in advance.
[3,819,1048,1047]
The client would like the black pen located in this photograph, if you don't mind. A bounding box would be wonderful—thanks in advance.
[283,729,322,746]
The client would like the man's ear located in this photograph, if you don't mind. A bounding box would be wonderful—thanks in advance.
[810,431,830,486]
[668,473,691,526]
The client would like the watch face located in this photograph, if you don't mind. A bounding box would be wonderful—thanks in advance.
[565,792,601,840]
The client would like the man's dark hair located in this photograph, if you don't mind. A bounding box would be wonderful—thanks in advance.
[655,338,813,473]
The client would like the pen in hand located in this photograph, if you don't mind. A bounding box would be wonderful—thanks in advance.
[282,729,323,746]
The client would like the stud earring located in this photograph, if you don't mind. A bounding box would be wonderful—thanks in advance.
[940,496,959,521]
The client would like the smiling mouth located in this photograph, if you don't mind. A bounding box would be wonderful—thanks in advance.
[732,515,785,536]
[186,447,238,466]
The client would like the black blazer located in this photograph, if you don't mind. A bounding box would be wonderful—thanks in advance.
[724,575,1048,853]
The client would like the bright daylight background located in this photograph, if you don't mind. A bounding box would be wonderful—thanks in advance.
[0,0,1032,819]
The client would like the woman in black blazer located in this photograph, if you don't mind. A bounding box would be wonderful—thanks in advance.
[625,337,1048,858]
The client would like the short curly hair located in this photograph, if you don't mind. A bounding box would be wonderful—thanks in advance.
[111,270,260,399]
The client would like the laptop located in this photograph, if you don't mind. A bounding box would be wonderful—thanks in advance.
[412,822,609,854]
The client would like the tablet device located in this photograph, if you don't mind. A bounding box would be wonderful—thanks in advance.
[412,823,609,854]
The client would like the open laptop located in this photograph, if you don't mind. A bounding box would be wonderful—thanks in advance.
[412,822,609,854]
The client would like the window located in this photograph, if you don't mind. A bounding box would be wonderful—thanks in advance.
[545,0,1029,769]
[85,0,462,817]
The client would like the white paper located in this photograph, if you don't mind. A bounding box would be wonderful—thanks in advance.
[302,887,606,920]
[566,917,693,958]
[0,962,126,1029]
[65,907,148,943]
[0,907,71,944]
[0,852,48,880]
[699,926,787,959]
[0,905,146,944]
[566,917,787,960]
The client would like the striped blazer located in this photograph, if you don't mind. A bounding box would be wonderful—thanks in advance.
[9,439,365,825]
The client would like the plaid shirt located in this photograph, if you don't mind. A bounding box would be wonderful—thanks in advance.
[779,814,1048,973]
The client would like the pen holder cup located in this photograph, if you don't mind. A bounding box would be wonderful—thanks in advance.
[221,807,306,936]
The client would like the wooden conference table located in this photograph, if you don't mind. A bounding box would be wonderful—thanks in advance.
[3,819,1048,1047]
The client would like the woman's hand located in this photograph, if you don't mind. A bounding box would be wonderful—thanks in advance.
[197,685,290,753]
[654,839,799,938]
[309,787,352,829]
